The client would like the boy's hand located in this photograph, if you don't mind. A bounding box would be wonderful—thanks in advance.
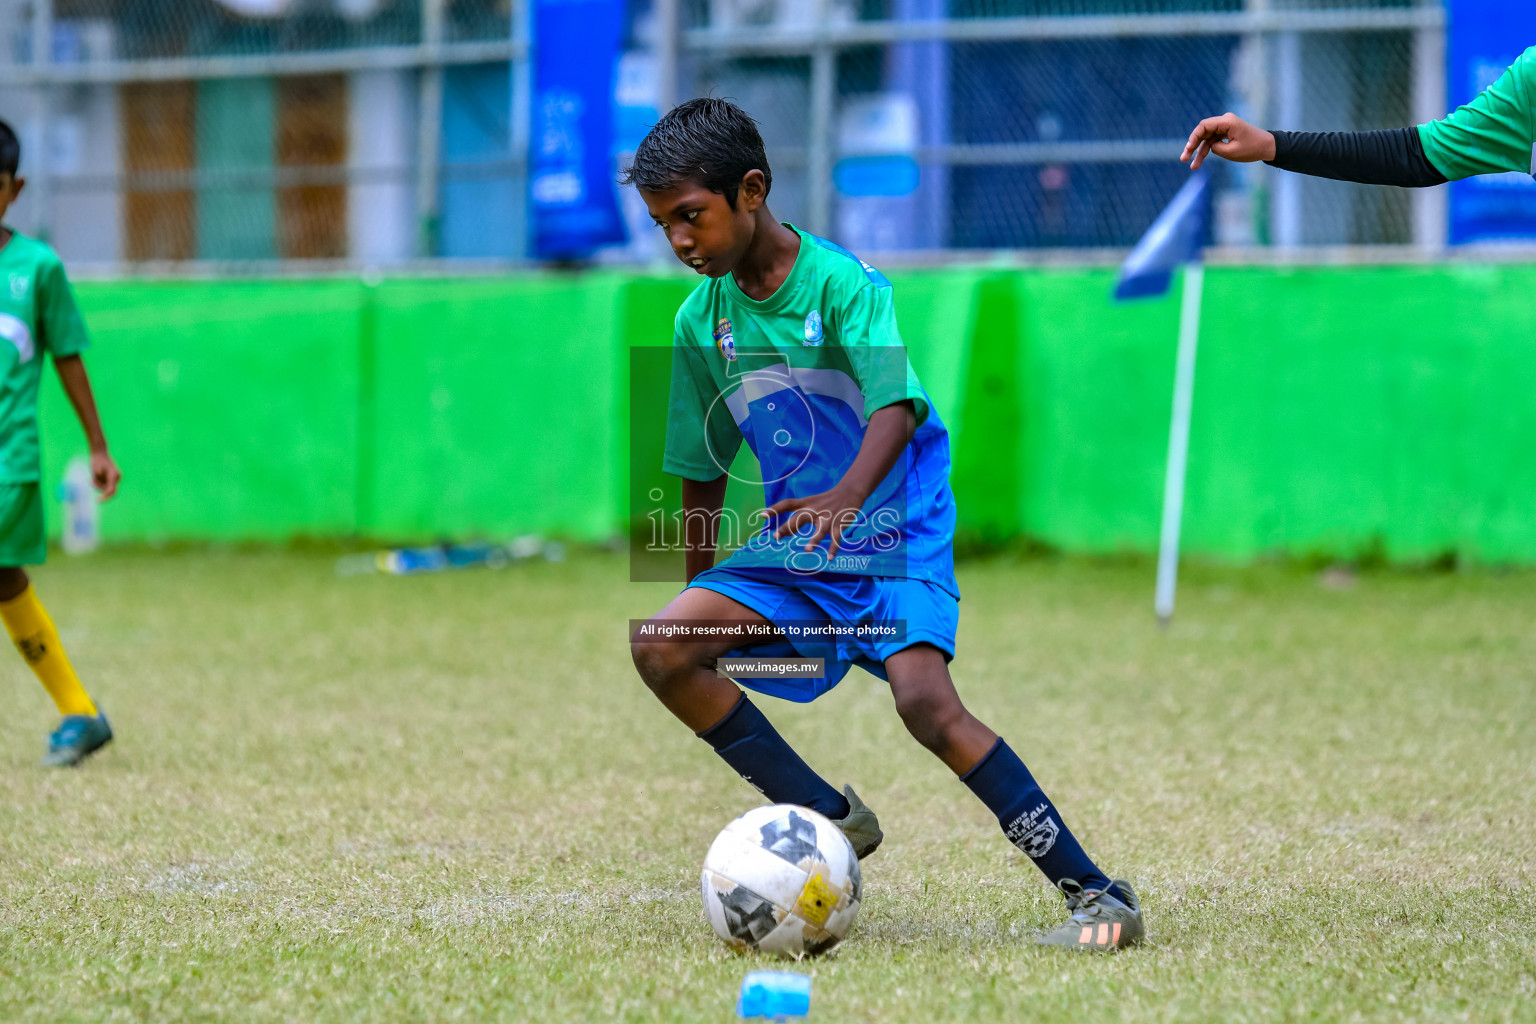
[1181,113,1277,169]
[91,449,121,501]
[767,484,864,557]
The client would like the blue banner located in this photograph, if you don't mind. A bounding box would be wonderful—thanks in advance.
[529,0,628,260]
[1447,1,1536,244]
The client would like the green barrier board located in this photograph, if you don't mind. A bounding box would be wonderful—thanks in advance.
[36,264,1536,566]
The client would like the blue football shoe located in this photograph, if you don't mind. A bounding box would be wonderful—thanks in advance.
[42,712,113,767]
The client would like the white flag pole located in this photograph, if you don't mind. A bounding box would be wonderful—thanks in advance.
[1155,261,1204,625]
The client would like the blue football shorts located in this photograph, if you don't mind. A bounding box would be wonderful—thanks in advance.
[685,564,959,703]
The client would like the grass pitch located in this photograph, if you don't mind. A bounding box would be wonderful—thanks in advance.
[2,547,1533,1022]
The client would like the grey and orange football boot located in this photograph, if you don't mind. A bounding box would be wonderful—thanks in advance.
[829,785,883,860]
[1036,878,1145,952]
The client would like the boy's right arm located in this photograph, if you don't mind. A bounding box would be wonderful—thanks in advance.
[665,316,742,584]
[682,473,729,584]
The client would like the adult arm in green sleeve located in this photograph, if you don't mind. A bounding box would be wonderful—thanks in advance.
[1419,46,1536,180]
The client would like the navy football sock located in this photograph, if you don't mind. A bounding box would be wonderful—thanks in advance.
[697,694,851,820]
[961,738,1125,903]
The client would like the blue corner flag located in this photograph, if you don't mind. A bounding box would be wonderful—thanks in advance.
[1117,172,1213,623]
[1114,172,1210,300]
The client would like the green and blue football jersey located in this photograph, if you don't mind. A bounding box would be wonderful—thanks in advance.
[664,225,957,597]
[0,230,90,484]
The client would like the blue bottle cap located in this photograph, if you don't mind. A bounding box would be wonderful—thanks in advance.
[737,971,811,1019]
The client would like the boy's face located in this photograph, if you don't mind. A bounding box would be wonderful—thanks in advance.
[0,174,24,223]
[640,170,767,278]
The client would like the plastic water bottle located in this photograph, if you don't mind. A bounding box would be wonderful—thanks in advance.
[59,456,99,555]
[737,971,811,1020]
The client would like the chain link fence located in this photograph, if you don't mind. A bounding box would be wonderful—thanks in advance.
[0,0,529,267]
[681,0,1445,255]
[0,0,1444,268]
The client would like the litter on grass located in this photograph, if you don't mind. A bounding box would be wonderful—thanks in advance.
[335,536,566,576]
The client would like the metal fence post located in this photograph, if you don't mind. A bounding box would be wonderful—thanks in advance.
[655,0,679,114]
[1411,0,1447,252]
[807,5,834,239]
[1272,26,1302,247]
[29,0,52,241]
[416,0,446,258]
[511,0,532,258]
[1240,0,1271,247]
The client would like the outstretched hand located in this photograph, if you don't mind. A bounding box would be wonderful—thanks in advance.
[1181,112,1277,169]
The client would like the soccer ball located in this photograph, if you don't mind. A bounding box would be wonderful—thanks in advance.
[701,804,862,957]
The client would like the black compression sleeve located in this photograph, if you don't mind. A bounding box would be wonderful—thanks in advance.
[1266,127,1448,187]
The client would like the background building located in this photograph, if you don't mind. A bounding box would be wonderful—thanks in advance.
[0,0,1490,269]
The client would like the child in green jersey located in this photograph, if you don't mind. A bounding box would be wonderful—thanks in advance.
[1180,46,1536,186]
[0,120,121,767]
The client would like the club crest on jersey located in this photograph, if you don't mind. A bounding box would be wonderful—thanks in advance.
[8,275,27,300]
[803,309,823,346]
[713,317,737,361]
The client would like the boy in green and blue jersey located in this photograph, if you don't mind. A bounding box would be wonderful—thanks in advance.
[625,99,1144,951]
[0,120,121,767]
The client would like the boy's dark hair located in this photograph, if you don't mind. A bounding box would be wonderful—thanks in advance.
[620,97,770,208]
[0,120,18,179]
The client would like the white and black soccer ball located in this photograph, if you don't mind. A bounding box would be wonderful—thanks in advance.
[701,804,862,957]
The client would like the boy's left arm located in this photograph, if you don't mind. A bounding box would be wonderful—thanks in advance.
[39,259,120,500]
[768,399,916,555]
[769,278,923,554]
[53,356,120,500]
